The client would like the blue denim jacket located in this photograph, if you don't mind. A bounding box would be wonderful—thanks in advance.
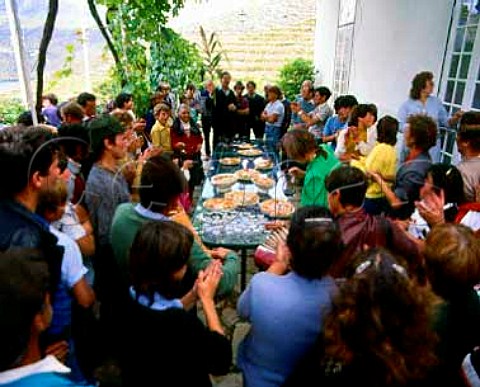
[0,199,64,292]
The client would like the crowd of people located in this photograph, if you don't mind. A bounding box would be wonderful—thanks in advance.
[0,68,479,387]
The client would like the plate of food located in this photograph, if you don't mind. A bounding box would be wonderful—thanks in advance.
[211,173,237,191]
[238,148,263,157]
[219,157,241,166]
[225,191,260,207]
[237,142,255,150]
[260,199,295,219]
[234,168,261,182]
[254,157,274,170]
[252,175,275,190]
[203,197,237,212]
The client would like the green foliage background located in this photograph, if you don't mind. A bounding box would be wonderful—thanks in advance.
[94,0,203,116]
[278,58,315,101]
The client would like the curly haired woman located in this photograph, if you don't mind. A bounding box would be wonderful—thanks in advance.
[283,249,438,386]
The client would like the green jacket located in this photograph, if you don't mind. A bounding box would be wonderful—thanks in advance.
[110,203,239,296]
[300,145,340,208]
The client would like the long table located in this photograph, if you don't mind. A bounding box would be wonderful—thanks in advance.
[192,140,296,290]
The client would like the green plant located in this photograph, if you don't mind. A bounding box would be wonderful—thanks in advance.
[0,98,26,125]
[47,43,76,90]
[150,28,203,98]
[89,0,204,117]
[198,26,228,80]
[278,58,316,101]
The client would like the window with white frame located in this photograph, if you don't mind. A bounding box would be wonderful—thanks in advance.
[332,0,357,99]
[441,0,480,114]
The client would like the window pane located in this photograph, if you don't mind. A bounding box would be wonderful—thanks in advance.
[459,54,472,78]
[454,27,466,52]
[454,81,466,104]
[459,4,469,26]
[451,106,461,115]
[449,55,460,77]
[473,84,480,109]
[445,81,455,103]
[339,0,357,25]
[464,26,477,51]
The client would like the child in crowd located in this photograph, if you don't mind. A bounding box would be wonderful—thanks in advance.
[120,221,231,386]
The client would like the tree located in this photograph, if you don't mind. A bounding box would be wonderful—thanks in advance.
[36,0,58,114]
[278,58,316,101]
[91,0,203,116]
[87,0,126,86]
[198,25,228,80]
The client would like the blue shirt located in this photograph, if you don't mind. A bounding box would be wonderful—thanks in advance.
[323,115,348,150]
[292,97,315,126]
[397,95,449,132]
[237,271,336,387]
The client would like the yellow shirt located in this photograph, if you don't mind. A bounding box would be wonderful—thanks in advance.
[364,143,397,199]
[150,120,172,151]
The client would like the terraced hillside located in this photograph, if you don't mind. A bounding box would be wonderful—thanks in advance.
[169,0,317,85]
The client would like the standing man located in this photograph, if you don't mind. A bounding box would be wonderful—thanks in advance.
[0,125,64,294]
[233,81,250,139]
[291,80,315,130]
[212,71,237,147]
[246,81,266,140]
[200,80,215,158]
[77,92,97,122]
[85,115,130,251]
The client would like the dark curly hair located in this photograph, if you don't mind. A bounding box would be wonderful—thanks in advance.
[407,114,437,151]
[410,71,433,100]
[322,248,438,385]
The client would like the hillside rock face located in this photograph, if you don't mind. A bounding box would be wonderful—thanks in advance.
[169,0,317,85]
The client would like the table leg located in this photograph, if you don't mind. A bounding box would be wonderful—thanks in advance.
[241,248,247,291]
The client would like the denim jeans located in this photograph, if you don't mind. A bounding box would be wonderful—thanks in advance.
[265,125,281,153]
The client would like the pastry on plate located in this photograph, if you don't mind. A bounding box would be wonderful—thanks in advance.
[260,199,295,218]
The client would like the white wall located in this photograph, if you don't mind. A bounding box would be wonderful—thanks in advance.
[315,0,455,117]
[314,0,339,87]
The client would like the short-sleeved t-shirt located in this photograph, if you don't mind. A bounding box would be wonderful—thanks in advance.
[50,227,86,288]
[264,100,285,128]
[52,203,86,242]
[364,143,397,198]
[323,115,348,150]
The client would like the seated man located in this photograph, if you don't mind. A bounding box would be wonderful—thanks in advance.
[0,249,94,386]
[290,87,333,140]
[322,95,358,150]
[110,155,239,299]
[456,111,480,203]
[325,165,422,280]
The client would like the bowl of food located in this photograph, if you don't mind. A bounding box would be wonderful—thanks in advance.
[211,173,238,192]
[203,197,237,212]
[254,157,274,170]
[260,199,295,219]
[238,148,263,157]
[219,157,241,166]
[252,175,275,190]
[234,168,261,182]
[225,191,260,207]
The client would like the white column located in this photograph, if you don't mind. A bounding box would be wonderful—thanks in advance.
[5,0,38,125]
